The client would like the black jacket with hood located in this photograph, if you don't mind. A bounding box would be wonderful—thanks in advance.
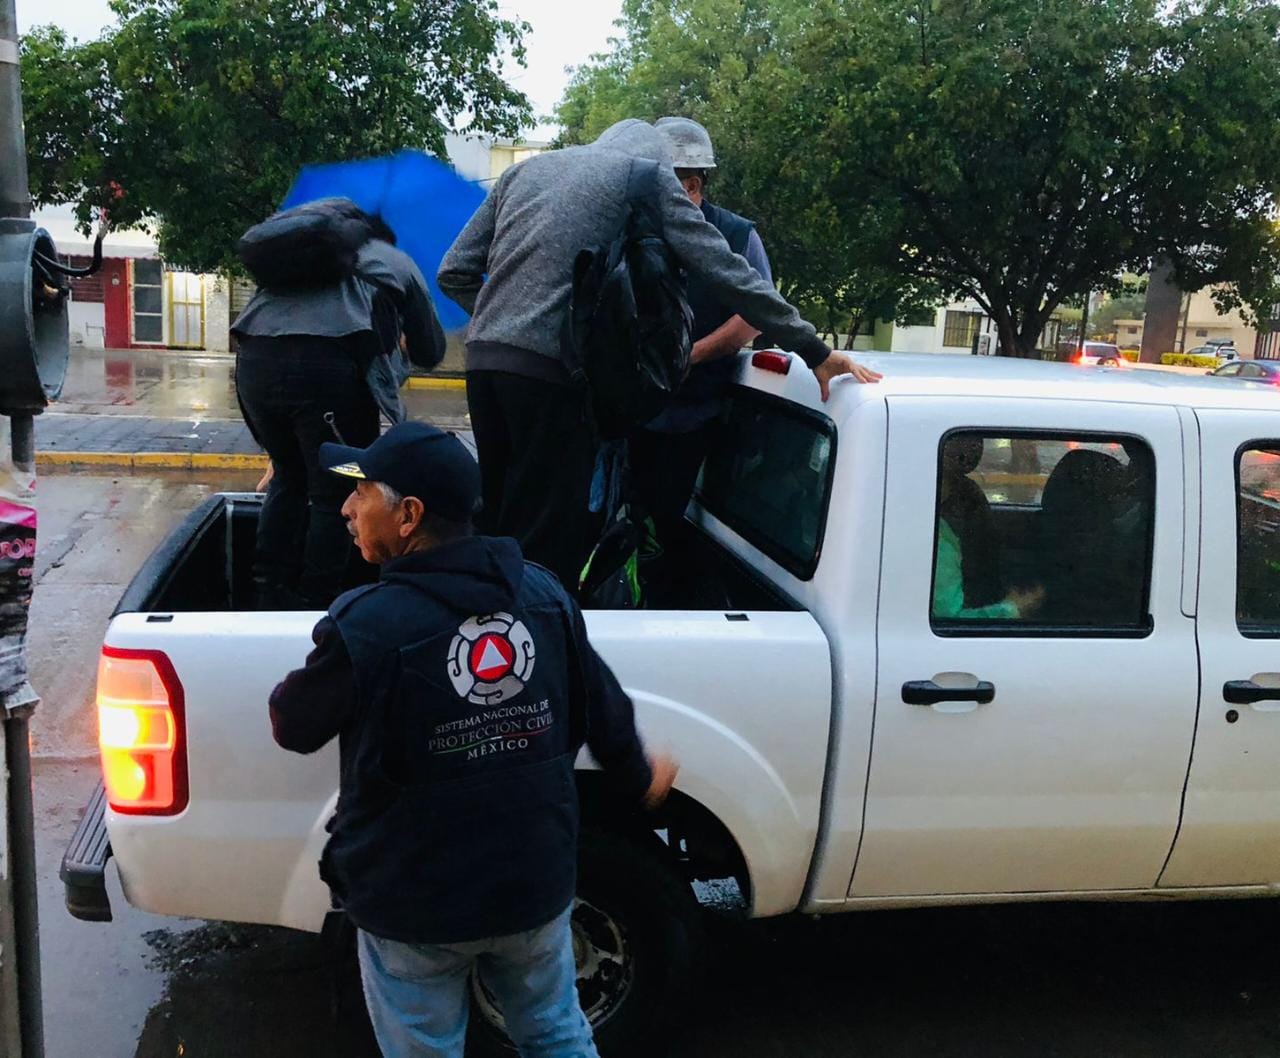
[269,535,653,944]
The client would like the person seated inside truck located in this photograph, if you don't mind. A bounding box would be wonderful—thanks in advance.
[1038,445,1153,626]
[938,435,1005,608]
[933,438,1044,621]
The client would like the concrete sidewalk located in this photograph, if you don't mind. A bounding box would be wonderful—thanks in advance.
[38,346,472,471]
[36,407,473,472]
[36,413,267,471]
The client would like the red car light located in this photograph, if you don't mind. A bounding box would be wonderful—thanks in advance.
[97,647,188,815]
[751,350,792,375]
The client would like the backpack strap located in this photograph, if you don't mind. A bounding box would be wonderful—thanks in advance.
[623,158,665,238]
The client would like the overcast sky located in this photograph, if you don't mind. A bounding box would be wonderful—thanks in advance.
[17,0,625,137]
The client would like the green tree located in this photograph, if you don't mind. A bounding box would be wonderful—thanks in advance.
[22,0,531,272]
[748,0,1280,357]
[556,0,940,342]
[1088,294,1148,341]
[560,0,1280,358]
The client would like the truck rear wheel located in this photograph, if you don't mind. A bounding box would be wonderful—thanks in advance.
[469,827,703,1058]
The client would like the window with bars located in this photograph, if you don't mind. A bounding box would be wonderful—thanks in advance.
[942,311,983,348]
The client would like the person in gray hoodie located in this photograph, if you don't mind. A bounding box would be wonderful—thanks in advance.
[438,118,880,590]
[235,219,446,609]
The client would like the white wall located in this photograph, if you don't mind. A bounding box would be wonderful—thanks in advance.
[32,204,158,259]
[68,301,105,348]
[205,276,231,353]
[888,301,992,356]
[444,134,497,184]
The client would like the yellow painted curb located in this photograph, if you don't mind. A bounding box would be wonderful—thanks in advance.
[38,451,268,472]
[405,376,466,391]
[38,451,122,468]
[133,452,193,470]
[194,452,268,470]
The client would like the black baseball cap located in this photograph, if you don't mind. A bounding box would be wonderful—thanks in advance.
[320,422,480,522]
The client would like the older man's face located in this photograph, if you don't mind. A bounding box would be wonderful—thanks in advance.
[341,481,408,564]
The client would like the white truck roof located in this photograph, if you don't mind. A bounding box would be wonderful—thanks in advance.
[754,352,1280,415]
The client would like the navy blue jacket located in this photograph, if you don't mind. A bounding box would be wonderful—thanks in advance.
[647,201,766,433]
[269,536,653,944]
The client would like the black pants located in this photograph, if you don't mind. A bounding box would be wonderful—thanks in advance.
[627,423,716,606]
[466,370,600,591]
[236,335,380,608]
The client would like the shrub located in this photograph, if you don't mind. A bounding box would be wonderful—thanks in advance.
[1161,353,1220,368]
[1120,349,1140,362]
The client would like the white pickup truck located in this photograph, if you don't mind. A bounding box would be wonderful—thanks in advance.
[62,352,1280,1055]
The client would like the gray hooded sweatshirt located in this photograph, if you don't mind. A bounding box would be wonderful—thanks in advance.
[438,119,831,383]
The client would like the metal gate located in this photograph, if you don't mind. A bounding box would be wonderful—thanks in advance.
[1255,305,1280,359]
[166,271,205,349]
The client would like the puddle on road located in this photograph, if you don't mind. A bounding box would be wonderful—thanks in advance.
[134,922,378,1058]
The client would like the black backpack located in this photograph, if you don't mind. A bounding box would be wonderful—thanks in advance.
[562,160,694,440]
[238,198,376,291]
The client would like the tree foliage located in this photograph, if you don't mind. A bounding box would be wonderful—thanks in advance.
[1088,294,1148,340]
[559,0,1280,356]
[22,0,531,272]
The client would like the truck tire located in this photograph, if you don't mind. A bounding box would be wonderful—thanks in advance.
[469,827,704,1058]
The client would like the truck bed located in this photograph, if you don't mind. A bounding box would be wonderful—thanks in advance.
[116,493,801,616]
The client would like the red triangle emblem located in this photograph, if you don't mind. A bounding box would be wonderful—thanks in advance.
[470,634,515,682]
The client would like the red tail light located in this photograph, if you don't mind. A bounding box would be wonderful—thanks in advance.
[97,647,188,815]
[751,350,792,375]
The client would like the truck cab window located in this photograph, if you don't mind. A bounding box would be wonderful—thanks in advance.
[699,388,836,580]
[1237,446,1280,635]
[931,432,1155,634]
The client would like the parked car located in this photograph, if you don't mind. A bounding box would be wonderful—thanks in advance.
[1190,341,1240,360]
[1207,360,1280,384]
[62,352,1280,1056]
[1064,340,1124,367]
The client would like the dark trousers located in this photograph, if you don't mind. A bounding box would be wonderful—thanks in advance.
[466,371,600,591]
[627,423,716,605]
[236,336,380,608]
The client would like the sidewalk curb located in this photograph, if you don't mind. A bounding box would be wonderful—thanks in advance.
[38,451,268,472]
[405,376,466,391]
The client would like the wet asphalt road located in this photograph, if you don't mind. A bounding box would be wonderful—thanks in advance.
[22,366,1280,1057]
[53,346,470,426]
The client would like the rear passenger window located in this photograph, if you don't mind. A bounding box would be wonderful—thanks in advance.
[931,431,1155,634]
[699,388,835,579]
[1237,446,1280,635]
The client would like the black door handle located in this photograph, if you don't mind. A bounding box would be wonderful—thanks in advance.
[902,680,995,706]
[1224,680,1280,705]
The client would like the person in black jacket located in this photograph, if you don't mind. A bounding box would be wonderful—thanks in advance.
[234,209,446,610]
[269,421,677,1058]
[629,117,777,603]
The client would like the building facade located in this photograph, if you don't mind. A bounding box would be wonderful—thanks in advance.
[36,205,231,352]
[37,137,550,354]
[1114,287,1257,357]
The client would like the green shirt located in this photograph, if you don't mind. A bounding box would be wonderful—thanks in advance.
[932,520,1019,621]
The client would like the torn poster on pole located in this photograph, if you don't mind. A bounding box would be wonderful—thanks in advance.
[0,414,36,702]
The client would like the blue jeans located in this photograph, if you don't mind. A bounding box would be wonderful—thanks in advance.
[358,906,600,1058]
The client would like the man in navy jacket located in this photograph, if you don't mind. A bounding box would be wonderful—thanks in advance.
[269,422,677,1057]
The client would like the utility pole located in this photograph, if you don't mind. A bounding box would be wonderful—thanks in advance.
[0,1,75,1054]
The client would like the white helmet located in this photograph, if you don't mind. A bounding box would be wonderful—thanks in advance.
[655,116,717,170]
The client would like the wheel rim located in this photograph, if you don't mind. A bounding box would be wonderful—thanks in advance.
[472,897,636,1038]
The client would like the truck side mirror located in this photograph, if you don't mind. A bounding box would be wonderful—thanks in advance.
[0,219,70,414]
